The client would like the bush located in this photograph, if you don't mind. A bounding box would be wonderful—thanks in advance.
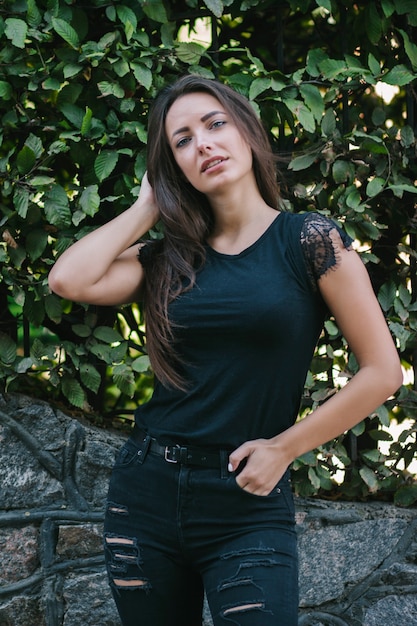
[0,0,416,504]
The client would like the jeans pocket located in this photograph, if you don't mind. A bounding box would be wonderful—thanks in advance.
[228,471,295,515]
[114,439,143,468]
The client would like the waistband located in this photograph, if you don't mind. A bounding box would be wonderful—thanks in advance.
[131,426,231,469]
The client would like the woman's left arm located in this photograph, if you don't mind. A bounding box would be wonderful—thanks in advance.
[229,242,403,495]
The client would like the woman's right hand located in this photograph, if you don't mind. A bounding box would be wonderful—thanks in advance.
[137,172,158,217]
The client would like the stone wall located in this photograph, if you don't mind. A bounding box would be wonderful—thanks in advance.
[1,393,416,626]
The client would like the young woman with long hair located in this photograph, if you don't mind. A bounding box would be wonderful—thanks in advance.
[49,74,402,626]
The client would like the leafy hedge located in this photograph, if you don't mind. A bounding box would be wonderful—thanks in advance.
[0,0,416,504]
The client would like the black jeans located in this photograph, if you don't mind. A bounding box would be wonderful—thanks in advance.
[104,436,299,626]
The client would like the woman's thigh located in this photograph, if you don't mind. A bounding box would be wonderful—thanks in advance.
[103,438,204,626]
[202,525,298,626]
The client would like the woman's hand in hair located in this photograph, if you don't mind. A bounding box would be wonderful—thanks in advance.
[136,172,159,225]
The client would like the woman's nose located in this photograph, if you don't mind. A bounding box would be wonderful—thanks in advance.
[196,134,212,153]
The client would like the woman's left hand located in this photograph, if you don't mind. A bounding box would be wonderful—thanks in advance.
[228,437,290,496]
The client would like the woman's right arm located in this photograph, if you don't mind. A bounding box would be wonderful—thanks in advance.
[48,174,159,306]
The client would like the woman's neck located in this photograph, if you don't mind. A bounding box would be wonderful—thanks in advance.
[207,192,279,255]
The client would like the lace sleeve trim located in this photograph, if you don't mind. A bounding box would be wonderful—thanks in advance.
[300,213,353,291]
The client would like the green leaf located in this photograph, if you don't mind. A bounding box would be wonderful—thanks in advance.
[306,48,328,77]
[378,281,396,311]
[132,355,151,373]
[318,58,347,80]
[116,5,138,41]
[59,103,85,129]
[300,84,324,122]
[79,185,100,217]
[249,77,271,100]
[394,484,417,507]
[72,324,92,338]
[26,134,43,159]
[97,81,125,98]
[26,229,48,261]
[93,326,123,343]
[89,343,113,363]
[110,342,128,362]
[397,28,417,71]
[362,449,385,464]
[80,363,102,393]
[374,404,390,427]
[131,63,153,90]
[0,332,17,366]
[324,319,339,336]
[387,183,417,198]
[296,451,317,466]
[81,107,93,136]
[13,187,30,219]
[94,151,119,183]
[288,152,317,171]
[62,376,86,408]
[16,146,36,175]
[15,357,34,374]
[30,338,56,363]
[346,188,362,209]
[44,294,62,324]
[332,160,353,184]
[64,64,82,79]
[366,177,385,197]
[351,421,365,436]
[284,98,316,133]
[365,3,382,45]
[381,65,416,87]
[308,466,321,490]
[368,53,380,76]
[113,363,135,396]
[400,125,414,148]
[321,108,336,137]
[398,283,412,308]
[203,0,224,17]
[175,42,206,65]
[140,0,168,23]
[44,185,72,228]
[27,0,42,27]
[51,17,80,50]
[316,0,332,10]
[5,18,28,49]
[359,466,379,492]
[0,81,12,100]
[381,0,394,17]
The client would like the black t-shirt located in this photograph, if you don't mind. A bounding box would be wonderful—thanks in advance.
[135,211,352,449]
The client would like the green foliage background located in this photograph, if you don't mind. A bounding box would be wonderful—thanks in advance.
[1,0,416,504]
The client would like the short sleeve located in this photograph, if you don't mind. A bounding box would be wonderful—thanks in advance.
[300,213,353,291]
[137,239,162,269]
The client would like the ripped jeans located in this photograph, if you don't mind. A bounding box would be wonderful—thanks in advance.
[103,435,299,626]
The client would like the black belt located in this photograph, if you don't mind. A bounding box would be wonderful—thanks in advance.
[132,427,229,469]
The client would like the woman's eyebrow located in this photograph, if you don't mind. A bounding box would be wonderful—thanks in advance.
[170,110,225,140]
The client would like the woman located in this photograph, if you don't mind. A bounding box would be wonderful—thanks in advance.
[48,75,402,626]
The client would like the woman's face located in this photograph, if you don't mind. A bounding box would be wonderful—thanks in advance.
[165,92,254,199]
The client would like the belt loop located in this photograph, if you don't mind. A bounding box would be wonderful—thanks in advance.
[220,449,229,479]
[136,433,151,465]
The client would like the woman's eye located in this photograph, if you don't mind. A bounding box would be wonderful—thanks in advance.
[176,137,190,148]
[211,120,226,129]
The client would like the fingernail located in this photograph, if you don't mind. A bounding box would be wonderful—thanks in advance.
[228,463,233,472]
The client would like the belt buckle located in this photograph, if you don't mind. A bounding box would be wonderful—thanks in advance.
[164,445,179,463]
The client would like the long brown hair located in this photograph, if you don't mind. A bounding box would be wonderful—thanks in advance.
[143,74,281,389]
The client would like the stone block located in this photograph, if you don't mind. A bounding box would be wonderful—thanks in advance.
[0,526,39,585]
[56,523,103,560]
